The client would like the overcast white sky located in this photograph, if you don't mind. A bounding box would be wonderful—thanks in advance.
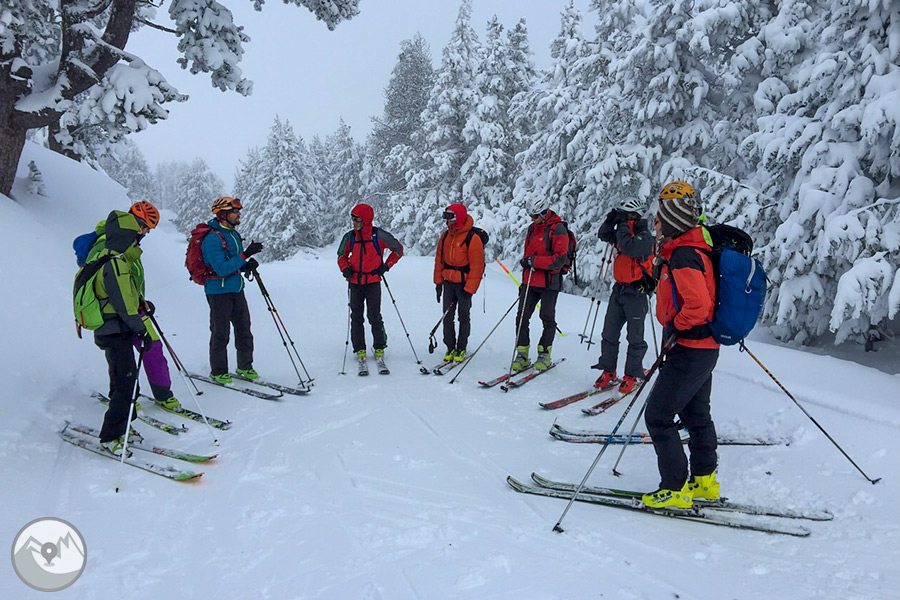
[127,0,594,188]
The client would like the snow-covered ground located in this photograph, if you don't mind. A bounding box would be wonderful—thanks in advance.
[2,143,898,599]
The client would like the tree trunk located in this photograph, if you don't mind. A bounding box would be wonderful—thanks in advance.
[0,121,27,197]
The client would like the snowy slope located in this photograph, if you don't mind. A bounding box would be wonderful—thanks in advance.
[1,143,898,599]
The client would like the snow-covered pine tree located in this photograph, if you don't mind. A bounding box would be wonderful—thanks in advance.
[239,116,321,260]
[170,158,226,234]
[1,0,361,196]
[398,0,480,253]
[98,139,156,202]
[155,161,193,210]
[320,120,364,244]
[742,0,900,344]
[361,34,434,207]
[461,16,535,261]
[512,2,597,283]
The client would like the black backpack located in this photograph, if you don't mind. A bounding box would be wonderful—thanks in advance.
[544,221,577,283]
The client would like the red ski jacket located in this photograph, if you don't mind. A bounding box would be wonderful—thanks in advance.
[655,226,719,349]
[521,211,569,291]
[337,203,403,285]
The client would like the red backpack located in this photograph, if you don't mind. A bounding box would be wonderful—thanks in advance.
[185,223,227,285]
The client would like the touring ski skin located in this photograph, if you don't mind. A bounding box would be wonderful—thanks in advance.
[506,476,813,537]
[188,372,283,401]
[68,424,217,463]
[501,359,565,392]
[59,426,203,481]
[93,392,187,436]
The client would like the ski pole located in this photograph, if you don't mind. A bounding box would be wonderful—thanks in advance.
[381,274,422,364]
[428,302,456,355]
[739,342,881,484]
[553,337,675,532]
[340,285,351,375]
[648,295,659,359]
[146,311,202,396]
[584,298,601,350]
[148,312,220,445]
[450,296,519,384]
[248,268,313,386]
[599,244,614,287]
[579,296,596,343]
[116,351,144,493]
[496,258,564,337]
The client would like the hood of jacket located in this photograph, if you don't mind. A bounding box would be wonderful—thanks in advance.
[104,210,141,253]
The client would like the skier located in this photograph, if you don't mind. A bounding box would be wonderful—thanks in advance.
[433,203,484,362]
[201,197,263,384]
[88,205,159,455]
[592,197,655,394]
[642,181,720,509]
[77,202,181,412]
[511,197,570,372]
[337,203,404,374]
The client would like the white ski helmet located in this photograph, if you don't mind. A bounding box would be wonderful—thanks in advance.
[619,196,647,214]
[527,196,552,216]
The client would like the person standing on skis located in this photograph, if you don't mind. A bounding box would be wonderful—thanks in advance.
[337,203,404,374]
[83,205,158,455]
[642,181,720,510]
[511,197,570,372]
[201,197,264,385]
[592,197,655,395]
[434,203,485,363]
[76,202,181,412]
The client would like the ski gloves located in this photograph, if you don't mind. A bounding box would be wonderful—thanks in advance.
[244,240,264,258]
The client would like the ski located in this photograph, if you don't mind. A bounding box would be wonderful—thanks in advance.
[188,373,283,401]
[540,381,618,410]
[93,392,188,436]
[530,473,833,522]
[501,359,565,392]
[421,359,453,375]
[357,357,369,376]
[581,387,639,416]
[60,427,203,481]
[231,373,310,396]
[478,364,534,388]
[139,394,232,430]
[506,476,811,537]
[68,424,217,463]
[433,356,471,376]
[549,423,790,446]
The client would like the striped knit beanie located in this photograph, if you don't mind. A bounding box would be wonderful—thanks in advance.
[657,197,701,238]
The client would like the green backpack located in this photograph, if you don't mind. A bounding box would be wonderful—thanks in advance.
[73,256,114,330]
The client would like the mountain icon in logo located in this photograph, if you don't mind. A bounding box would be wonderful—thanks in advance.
[12,518,87,592]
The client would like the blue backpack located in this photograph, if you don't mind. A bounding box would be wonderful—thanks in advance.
[670,224,767,345]
[704,224,767,345]
[73,231,99,267]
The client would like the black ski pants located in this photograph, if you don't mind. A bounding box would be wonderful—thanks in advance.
[515,284,559,349]
[644,344,719,490]
[596,283,650,378]
[441,281,472,351]
[96,331,137,443]
[349,282,386,353]
[207,291,254,376]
